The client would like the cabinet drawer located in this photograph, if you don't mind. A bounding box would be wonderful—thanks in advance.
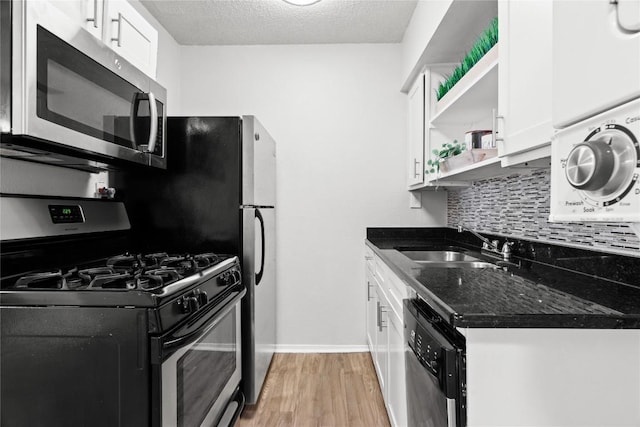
[374,256,387,284]
[365,246,375,272]
[386,270,408,319]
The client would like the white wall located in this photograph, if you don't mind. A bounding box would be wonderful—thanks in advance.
[178,44,447,350]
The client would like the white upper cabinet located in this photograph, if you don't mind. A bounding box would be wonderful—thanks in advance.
[49,0,158,78]
[50,0,104,39]
[104,0,158,78]
[407,74,425,188]
[497,0,553,166]
[84,0,105,39]
[401,0,556,186]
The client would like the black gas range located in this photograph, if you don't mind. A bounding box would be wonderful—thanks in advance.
[0,195,246,427]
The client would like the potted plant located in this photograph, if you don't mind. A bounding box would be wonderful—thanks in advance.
[426,140,467,175]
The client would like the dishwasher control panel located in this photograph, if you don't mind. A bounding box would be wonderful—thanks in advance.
[405,298,464,399]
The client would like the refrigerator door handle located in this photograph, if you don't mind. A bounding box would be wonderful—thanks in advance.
[255,208,265,286]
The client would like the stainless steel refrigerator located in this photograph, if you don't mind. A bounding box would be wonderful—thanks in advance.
[115,116,276,405]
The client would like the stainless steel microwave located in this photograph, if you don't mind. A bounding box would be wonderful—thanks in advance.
[0,0,167,171]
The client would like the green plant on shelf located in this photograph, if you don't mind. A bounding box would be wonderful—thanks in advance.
[426,140,467,174]
[436,17,499,101]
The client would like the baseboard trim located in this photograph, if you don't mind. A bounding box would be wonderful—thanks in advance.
[274,344,369,353]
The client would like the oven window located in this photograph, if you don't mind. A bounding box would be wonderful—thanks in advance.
[177,307,237,427]
[35,26,161,151]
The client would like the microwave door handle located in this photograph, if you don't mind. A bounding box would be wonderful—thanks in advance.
[129,92,158,153]
[129,92,142,149]
[146,91,158,154]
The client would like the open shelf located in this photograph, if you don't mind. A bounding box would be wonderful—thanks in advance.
[432,155,503,182]
[401,0,498,93]
[430,44,499,127]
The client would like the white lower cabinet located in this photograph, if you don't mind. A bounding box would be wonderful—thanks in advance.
[365,267,377,354]
[365,248,409,427]
[374,282,389,396]
[386,305,407,427]
[462,328,640,427]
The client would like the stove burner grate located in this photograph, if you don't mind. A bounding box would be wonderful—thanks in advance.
[8,252,229,292]
[14,270,65,289]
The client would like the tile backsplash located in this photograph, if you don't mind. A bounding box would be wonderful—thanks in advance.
[447,168,640,256]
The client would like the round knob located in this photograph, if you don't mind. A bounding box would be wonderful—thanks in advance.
[565,138,615,191]
[195,290,208,306]
[430,359,439,373]
[180,296,199,313]
[218,272,231,287]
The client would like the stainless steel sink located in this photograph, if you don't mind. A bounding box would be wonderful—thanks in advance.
[410,261,498,269]
[398,250,497,269]
[400,250,482,262]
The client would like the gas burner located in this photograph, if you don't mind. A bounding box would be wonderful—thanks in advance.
[160,256,197,275]
[60,267,103,289]
[193,253,220,268]
[14,270,65,289]
[139,268,181,290]
[106,253,144,272]
[142,253,169,269]
[88,272,137,290]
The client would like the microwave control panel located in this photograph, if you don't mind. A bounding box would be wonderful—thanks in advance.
[550,99,640,223]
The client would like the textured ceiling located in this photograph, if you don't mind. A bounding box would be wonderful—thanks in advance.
[140,0,418,45]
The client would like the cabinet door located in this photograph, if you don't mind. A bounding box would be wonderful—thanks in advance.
[104,0,158,78]
[387,307,407,427]
[365,267,377,354]
[49,0,104,39]
[407,74,425,187]
[375,283,389,398]
[497,0,553,163]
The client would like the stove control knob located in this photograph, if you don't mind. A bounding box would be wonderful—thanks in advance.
[195,290,208,306]
[565,138,615,191]
[219,272,234,287]
[179,296,200,313]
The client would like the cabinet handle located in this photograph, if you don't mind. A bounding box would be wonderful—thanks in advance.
[367,280,373,301]
[413,158,421,178]
[378,302,387,332]
[111,13,123,47]
[86,0,99,28]
[492,108,505,145]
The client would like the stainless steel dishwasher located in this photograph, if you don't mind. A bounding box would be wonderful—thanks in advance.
[404,297,467,427]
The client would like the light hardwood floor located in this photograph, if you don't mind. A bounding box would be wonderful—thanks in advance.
[237,353,391,427]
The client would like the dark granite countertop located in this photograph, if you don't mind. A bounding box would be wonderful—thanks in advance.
[367,228,640,329]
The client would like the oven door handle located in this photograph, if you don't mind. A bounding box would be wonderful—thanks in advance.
[157,289,245,362]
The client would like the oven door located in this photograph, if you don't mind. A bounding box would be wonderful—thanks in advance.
[158,290,244,427]
[8,0,166,169]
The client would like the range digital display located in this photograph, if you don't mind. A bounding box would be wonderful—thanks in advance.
[48,205,85,224]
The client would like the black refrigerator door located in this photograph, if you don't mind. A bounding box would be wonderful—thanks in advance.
[114,117,243,254]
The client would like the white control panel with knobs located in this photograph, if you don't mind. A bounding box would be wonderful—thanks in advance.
[550,99,640,223]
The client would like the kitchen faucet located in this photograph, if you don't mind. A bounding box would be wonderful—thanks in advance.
[457,225,499,251]
[457,225,513,262]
